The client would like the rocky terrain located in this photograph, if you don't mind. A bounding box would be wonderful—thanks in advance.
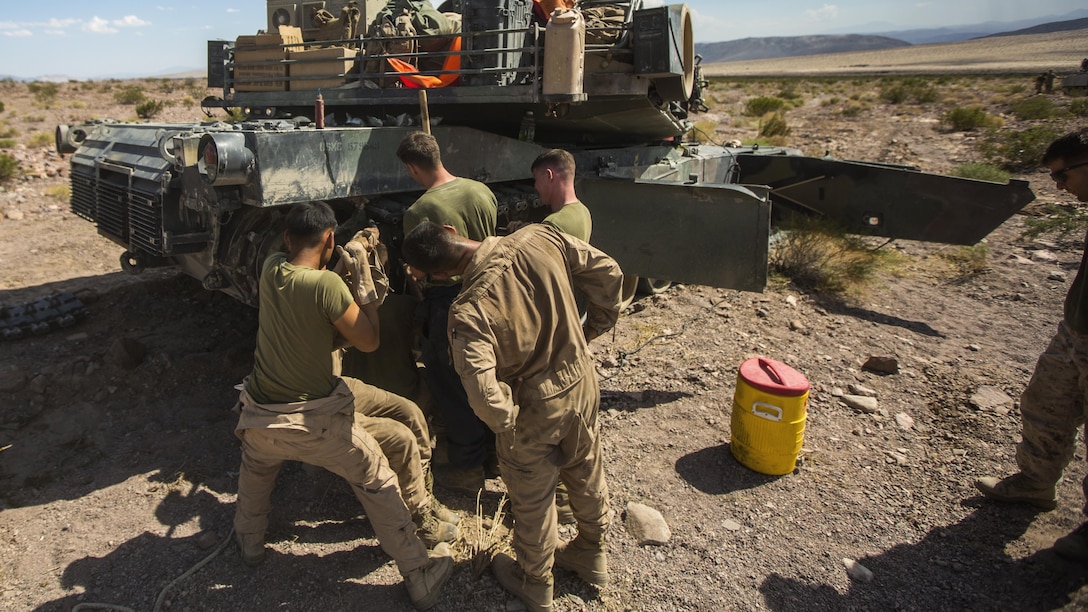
[2,64,1088,611]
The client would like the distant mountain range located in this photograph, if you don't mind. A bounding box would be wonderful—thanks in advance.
[696,9,1088,65]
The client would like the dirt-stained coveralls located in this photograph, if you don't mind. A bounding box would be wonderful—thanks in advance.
[447,225,623,579]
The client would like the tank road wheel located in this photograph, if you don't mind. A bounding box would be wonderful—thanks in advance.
[650,5,694,103]
[120,251,146,274]
[637,277,672,295]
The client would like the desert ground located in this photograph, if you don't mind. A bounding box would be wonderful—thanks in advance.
[3,32,1088,612]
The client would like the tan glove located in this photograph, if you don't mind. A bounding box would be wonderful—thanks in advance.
[338,229,387,307]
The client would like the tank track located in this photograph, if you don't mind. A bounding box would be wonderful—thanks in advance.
[0,292,89,340]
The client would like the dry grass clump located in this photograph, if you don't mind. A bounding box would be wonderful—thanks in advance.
[770,216,900,293]
[937,243,990,276]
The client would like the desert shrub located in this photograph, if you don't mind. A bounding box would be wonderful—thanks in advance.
[0,101,4,113]
[770,216,897,293]
[938,243,989,275]
[27,132,52,148]
[71,100,86,109]
[184,77,196,88]
[98,82,113,93]
[689,119,718,144]
[1022,203,1088,239]
[45,184,70,201]
[181,95,197,107]
[27,82,59,106]
[822,97,840,106]
[777,83,802,101]
[745,96,786,116]
[136,99,164,119]
[0,138,15,148]
[981,126,1061,171]
[880,78,938,105]
[114,85,146,105]
[1071,98,1088,117]
[1009,96,1059,120]
[759,112,791,137]
[943,106,1003,131]
[0,125,16,138]
[157,79,175,94]
[0,153,19,183]
[952,163,1011,183]
[841,104,864,117]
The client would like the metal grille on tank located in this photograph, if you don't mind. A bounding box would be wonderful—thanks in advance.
[95,177,130,244]
[128,187,164,256]
[69,167,96,223]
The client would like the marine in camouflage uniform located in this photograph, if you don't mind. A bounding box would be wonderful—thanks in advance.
[977,129,1088,561]
[402,221,623,611]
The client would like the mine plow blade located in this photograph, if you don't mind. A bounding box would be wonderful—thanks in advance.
[577,177,770,292]
[735,154,1035,245]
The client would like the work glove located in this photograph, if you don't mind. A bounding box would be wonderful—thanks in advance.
[337,229,389,307]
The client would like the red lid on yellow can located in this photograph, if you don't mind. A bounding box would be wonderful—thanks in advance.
[738,357,810,397]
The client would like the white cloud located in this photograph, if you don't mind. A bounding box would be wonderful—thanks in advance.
[43,29,67,37]
[114,15,150,27]
[84,16,118,34]
[2,29,33,37]
[0,21,19,30]
[805,4,839,21]
[47,18,79,28]
[156,5,175,11]
[226,8,240,13]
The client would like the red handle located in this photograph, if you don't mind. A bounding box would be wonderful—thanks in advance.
[758,358,784,385]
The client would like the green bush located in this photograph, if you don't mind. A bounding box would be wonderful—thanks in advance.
[880,78,938,105]
[0,138,15,148]
[1071,98,1088,117]
[840,104,863,117]
[938,243,990,276]
[0,100,4,114]
[981,126,1061,171]
[1022,203,1088,239]
[27,132,52,148]
[1009,96,1059,120]
[952,162,1011,183]
[114,85,146,105]
[943,106,1002,131]
[27,81,58,106]
[776,83,802,101]
[136,99,164,119]
[770,216,898,293]
[744,96,786,116]
[0,153,19,183]
[759,112,791,137]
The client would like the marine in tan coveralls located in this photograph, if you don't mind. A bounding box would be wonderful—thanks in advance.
[232,201,455,610]
[402,221,623,611]
[977,129,1088,562]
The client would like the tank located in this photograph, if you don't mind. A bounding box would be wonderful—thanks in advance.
[1062,72,1088,97]
[55,0,1036,309]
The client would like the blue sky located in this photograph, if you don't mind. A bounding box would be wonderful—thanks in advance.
[0,1,1084,79]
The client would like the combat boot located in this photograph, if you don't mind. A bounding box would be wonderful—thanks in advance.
[235,532,267,567]
[413,507,459,547]
[554,533,608,586]
[1054,522,1088,562]
[975,473,1057,510]
[403,542,454,610]
[492,552,553,611]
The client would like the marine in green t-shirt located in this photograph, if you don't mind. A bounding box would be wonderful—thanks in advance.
[542,200,592,242]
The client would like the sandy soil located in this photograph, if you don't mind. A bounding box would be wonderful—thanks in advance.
[2,63,1088,611]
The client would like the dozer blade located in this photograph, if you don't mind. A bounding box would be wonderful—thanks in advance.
[736,154,1035,245]
[577,177,770,292]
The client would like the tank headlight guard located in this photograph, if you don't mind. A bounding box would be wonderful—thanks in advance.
[197,133,253,186]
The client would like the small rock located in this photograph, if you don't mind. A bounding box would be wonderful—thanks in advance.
[601,355,620,368]
[969,385,1013,411]
[1007,254,1034,265]
[967,344,980,352]
[3,208,25,221]
[1031,250,1058,263]
[625,502,671,546]
[107,337,147,369]
[786,295,798,307]
[196,531,220,550]
[848,383,876,397]
[1048,271,1067,282]
[567,595,585,607]
[842,394,878,414]
[844,558,873,582]
[829,387,845,397]
[722,519,742,532]
[67,332,89,342]
[862,356,899,375]
[894,412,915,430]
[789,319,805,331]
[755,308,769,318]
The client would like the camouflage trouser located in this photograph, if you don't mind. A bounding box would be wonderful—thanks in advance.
[497,373,610,580]
[234,380,432,573]
[1016,321,1088,514]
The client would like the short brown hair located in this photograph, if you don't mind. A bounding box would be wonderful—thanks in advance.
[396,131,442,171]
[1042,129,1088,166]
[531,148,575,179]
[286,200,336,248]
[402,221,463,275]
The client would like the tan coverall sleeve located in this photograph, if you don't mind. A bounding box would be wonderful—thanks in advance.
[561,233,624,338]
[449,315,520,433]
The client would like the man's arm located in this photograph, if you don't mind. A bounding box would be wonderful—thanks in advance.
[561,233,624,339]
[448,317,519,433]
[333,301,381,353]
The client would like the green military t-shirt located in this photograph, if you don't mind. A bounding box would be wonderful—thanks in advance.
[542,201,592,242]
[404,177,497,286]
[246,252,355,404]
[1064,230,1088,334]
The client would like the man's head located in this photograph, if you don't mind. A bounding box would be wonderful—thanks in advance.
[397,131,442,173]
[402,221,470,278]
[284,200,337,261]
[531,148,576,209]
[1042,129,1088,202]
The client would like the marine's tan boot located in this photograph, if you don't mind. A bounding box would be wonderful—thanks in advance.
[412,506,460,547]
[235,532,267,567]
[492,552,553,611]
[403,542,454,610]
[554,533,608,586]
[975,473,1057,510]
